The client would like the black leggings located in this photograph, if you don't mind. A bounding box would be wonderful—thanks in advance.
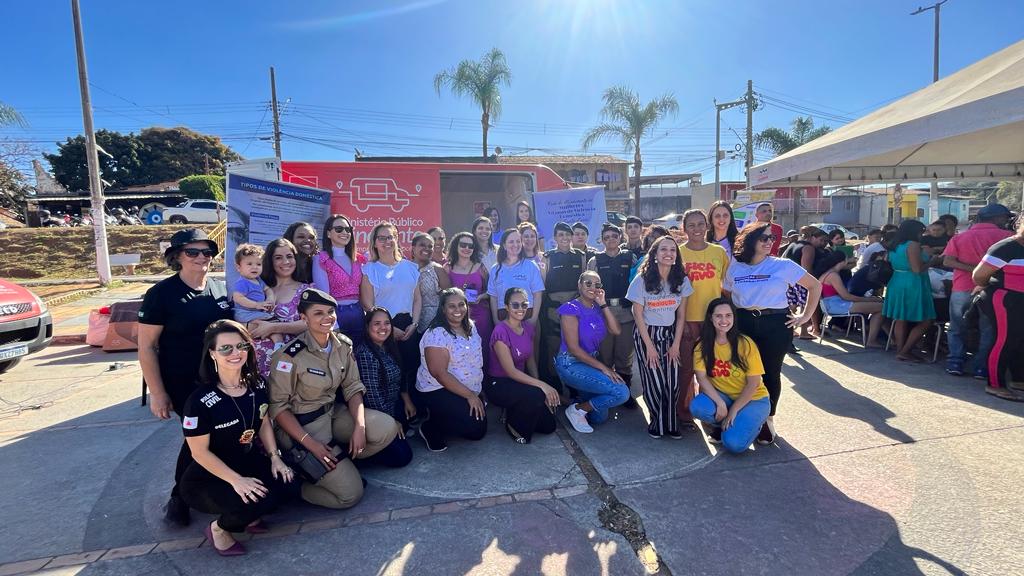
[392,313,421,396]
[737,311,792,416]
[484,377,556,442]
[179,456,283,532]
[420,387,487,441]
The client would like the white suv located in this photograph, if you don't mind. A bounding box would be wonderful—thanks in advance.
[161,200,226,224]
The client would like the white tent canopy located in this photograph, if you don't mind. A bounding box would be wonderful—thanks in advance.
[750,39,1024,188]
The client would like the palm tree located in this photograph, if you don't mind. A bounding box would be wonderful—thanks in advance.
[0,102,26,128]
[434,48,511,160]
[582,86,678,217]
[754,116,831,155]
[754,116,831,228]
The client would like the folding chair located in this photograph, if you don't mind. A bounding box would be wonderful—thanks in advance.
[818,299,869,347]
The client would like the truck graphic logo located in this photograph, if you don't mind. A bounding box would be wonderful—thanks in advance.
[335,178,421,213]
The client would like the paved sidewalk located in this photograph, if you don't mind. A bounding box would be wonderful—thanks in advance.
[0,336,1022,575]
[49,283,155,340]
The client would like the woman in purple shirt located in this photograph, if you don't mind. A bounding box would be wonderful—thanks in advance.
[555,271,629,434]
[486,287,559,444]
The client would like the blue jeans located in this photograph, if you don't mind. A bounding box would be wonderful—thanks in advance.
[947,291,994,370]
[554,351,629,425]
[690,393,770,453]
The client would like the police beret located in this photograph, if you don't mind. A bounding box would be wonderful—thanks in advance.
[300,288,337,308]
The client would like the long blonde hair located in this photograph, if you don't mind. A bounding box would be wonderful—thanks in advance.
[368,222,402,262]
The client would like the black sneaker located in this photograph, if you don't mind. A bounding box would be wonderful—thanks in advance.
[756,421,776,445]
[418,416,448,452]
[622,396,639,409]
[164,495,191,527]
[647,425,663,439]
[707,425,723,444]
[788,343,802,355]
[667,428,684,439]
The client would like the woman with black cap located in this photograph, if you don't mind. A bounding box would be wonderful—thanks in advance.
[138,228,233,526]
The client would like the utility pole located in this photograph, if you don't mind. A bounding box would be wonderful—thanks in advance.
[270,66,282,160]
[745,79,754,173]
[714,95,746,201]
[912,0,947,223]
[71,0,111,286]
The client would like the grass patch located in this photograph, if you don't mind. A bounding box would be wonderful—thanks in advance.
[0,224,217,281]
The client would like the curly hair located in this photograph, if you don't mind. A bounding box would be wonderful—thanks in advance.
[733,222,771,264]
[447,231,481,265]
[639,236,687,294]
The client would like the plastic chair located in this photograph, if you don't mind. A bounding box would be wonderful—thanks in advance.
[818,298,869,347]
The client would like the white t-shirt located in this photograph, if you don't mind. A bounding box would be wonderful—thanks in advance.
[416,325,484,393]
[625,274,694,326]
[724,257,806,310]
[487,259,545,309]
[854,242,886,272]
[363,259,419,316]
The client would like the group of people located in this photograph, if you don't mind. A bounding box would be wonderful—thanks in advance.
[137,195,1022,556]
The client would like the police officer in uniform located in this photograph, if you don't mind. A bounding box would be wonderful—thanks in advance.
[268,289,408,510]
[588,223,637,400]
[541,222,588,388]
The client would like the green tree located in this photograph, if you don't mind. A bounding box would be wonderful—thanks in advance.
[179,174,225,201]
[44,126,241,191]
[995,181,1022,210]
[582,86,679,216]
[754,116,832,155]
[434,48,511,160]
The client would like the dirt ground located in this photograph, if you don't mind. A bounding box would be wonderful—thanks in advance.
[0,224,216,281]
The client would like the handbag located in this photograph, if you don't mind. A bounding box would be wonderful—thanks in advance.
[865,257,894,286]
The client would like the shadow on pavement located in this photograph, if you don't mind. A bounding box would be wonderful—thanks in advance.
[614,437,966,576]
[784,353,914,444]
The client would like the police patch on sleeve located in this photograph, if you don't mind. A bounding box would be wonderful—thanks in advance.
[182,416,198,430]
[276,361,293,373]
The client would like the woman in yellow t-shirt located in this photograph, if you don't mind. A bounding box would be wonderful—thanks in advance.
[690,297,771,453]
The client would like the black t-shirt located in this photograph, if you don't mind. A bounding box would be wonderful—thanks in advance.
[182,379,270,468]
[984,235,1024,290]
[138,274,232,399]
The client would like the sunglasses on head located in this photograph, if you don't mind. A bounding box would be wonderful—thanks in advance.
[183,248,215,258]
[581,280,603,289]
[332,225,352,234]
[508,301,529,310]
[214,342,251,356]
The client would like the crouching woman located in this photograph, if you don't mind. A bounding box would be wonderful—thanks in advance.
[689,298,771,453]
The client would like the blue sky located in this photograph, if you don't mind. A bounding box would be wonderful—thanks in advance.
[2,0,1021,184]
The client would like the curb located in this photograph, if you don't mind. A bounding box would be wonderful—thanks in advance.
[43,287,106,307]
[52,334,88,346]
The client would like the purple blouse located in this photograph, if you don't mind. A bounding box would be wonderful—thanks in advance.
[557,299,606,355]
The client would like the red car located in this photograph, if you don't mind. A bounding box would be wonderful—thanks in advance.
[0,279,53,374]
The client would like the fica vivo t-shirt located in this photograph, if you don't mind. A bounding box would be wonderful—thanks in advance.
[679,243,729,322]
[625,274,694,326]
[693,336,768,401]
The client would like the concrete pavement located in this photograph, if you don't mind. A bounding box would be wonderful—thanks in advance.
[0,332,1022,575]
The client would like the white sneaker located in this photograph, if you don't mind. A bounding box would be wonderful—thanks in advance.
[564,404,594,434]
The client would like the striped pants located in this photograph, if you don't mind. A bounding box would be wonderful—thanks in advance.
[634,324,679,435]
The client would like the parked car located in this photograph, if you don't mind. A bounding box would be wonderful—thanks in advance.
[605,211,627,227]
[0,279,53,374]
[651,212,684,230]
[808,222,860,240]
[161,200,227,224]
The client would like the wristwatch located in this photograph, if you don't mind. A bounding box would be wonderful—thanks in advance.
[599,304,609,309]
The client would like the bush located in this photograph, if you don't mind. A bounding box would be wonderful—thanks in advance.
[178,175,225,201]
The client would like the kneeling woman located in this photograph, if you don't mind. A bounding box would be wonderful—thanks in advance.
[557,271,630,434]
[416,288,488,451]
[268,289,408,511]
[180,320,294,556]
[689,299,771,453]
[354,307,417,430]
[487,287,560,444]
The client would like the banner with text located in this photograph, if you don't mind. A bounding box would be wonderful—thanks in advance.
[533,185,607,250]
[225,173,331,288]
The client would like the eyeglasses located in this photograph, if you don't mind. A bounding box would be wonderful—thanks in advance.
[758,235,776,243]
[458,242,475,249]
[602,235,619,242]
[581,280,603,289]
[214,342,251,356]
[508,301,529,310]
[331,226,352,234]
[182,248,215,258]
[376,235,395,243]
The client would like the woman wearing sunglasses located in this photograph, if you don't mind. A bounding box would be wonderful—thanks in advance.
[723,222,821,445]
[313,214,366,346]
[486,287,559,444]
[139,228,233,527]
[446,231,493,372]
[180,320,294,556]
[627,236,693,439]
[558,271,630,434]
